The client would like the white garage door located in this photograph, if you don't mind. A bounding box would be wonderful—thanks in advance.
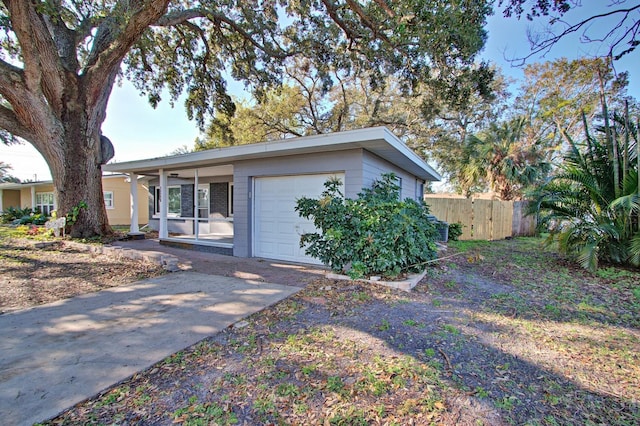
[253,173,343,264]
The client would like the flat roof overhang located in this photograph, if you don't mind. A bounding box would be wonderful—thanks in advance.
[103,126,441,182]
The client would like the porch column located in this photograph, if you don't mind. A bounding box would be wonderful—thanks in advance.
[159,169,168,239]
[194,169,199,241]
[0,189,3,212]
[30,185,36,209]
[128,172,140,234]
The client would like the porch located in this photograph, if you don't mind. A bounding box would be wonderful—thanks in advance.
[122,164,235,254]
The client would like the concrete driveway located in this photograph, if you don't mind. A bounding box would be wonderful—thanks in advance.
[0,272,300,425]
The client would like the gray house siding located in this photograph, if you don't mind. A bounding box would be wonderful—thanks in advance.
[362,150,423,201]
[232,148,364,258]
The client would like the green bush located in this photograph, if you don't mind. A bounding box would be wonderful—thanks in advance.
[448,222,464,241]
[1,206,34,224]
[529,111,639,271]
[1,207,49,225]
[295,173,439,279]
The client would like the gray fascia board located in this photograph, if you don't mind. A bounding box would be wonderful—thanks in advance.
[103,127,441,181]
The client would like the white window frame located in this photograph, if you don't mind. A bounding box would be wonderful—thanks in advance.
[155,186,182,217]
[197,184,209,219]
[35,192,55,215]
[103,191,114,209]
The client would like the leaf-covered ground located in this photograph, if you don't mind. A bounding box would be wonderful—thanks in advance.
[0,237,164,313]
[23,237,640,425]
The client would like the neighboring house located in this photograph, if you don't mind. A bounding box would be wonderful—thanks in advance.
[0,174,149,226]
[104,127,441,264]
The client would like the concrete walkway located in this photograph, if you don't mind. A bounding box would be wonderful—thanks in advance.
[0,272,300,425]
[112,238,329,287]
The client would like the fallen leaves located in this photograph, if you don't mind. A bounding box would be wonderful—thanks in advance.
[0,239,164,312]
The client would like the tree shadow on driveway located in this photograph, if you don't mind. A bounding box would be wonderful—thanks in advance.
[44,264,640,425]
[0,272,300,426]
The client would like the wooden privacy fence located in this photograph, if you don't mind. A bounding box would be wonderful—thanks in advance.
[423,196,536,241]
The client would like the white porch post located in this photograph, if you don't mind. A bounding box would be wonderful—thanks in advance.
[30,185,36,209]
[194,169,199,241]
[0,189,3,212]
[129,172,140,234]
[159,169,168,239]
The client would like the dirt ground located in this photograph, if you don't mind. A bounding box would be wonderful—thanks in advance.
[0,239,164,313]
[2,236,638,425]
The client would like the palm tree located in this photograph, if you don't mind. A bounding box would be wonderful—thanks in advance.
[461,118,551,200]
[529,111,639,271]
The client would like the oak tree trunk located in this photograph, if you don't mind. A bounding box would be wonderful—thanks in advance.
[52,117,112,238]
[33,75,115,238]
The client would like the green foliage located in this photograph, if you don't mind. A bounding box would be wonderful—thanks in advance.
[197,63,498,157]
[197,85,308,149]
[22,213,48,225]
[1,206,32,223]
[295,173,439,279]
[65,201,88,227]
[119,0,493,130]
[448,222,464,241]
[529,108,640,271]
[514,58,631,158]
[460,117,552,200]
[0,206,48,225]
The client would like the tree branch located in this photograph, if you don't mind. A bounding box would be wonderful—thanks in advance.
[3,1,66,113]
[83,0,169,131]
[0,53,63,149]
[372,0,395,18]
[155,8,290,60]
[0,104,36,142]
[514,4,640,65]
[320,0,362,42]
[345,0,391,44]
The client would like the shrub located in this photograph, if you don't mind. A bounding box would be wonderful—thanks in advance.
[1,206,34,224]
[448,222,464,241]
[295,173,439,279]
[529,110,639,271]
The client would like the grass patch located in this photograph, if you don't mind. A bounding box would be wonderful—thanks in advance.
[42,237,639,426]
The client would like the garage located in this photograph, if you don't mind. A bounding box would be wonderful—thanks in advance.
[253,173,344,264]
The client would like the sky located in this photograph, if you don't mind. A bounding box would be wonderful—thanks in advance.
[1,2,639,182]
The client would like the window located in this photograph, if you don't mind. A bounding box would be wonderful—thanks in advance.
[103,191,114,209]
[396,177,403,199]
[35,192,54,215]
[197,184,209,218]
[155,186,181,215]
[416,181,424,201]
[228,182,234,216]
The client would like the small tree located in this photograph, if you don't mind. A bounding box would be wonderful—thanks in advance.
[296,174,439,279]
[529,108,639,271]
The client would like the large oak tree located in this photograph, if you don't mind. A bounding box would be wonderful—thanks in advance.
[0,0,490,237]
